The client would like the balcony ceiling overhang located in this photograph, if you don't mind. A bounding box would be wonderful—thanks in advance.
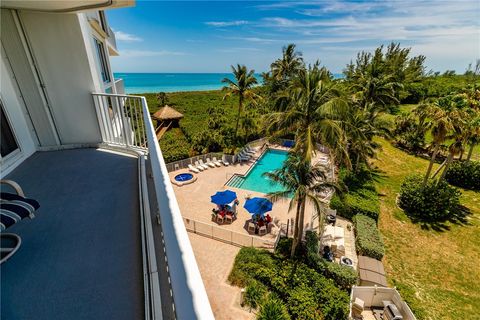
[1,0,135,12]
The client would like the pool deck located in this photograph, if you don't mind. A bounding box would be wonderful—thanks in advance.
[169,147,358,318]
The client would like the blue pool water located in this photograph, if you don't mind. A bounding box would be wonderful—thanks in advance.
[229,149,288,194]
[175,173,193,182]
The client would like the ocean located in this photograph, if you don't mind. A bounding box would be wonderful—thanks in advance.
[114,72,343,94]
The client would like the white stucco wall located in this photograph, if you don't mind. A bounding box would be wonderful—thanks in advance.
[0,54,37,177]
[19,11,103,144]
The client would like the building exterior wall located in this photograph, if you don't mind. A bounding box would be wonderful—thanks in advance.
[19,10,103,145]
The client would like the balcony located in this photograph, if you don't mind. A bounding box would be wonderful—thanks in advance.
[1,93,213,319]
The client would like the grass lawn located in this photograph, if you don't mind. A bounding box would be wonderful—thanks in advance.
[372,138,480,319]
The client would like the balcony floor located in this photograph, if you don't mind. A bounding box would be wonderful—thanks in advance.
[1,148,144,320]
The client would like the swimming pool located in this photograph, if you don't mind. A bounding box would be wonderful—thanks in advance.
[227,149,288,194]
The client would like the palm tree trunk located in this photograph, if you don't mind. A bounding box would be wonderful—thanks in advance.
[466,143,475,162]
[431,159,447,179]
[439,152,454,182]
[234,96,243,138]
[291,199,306,258]
[423,144,439,186]
[290,200,302,258]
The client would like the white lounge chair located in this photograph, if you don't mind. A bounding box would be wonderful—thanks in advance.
[194,161,204,171]
[198,159,209,170]
[205,158,216,168]
[245,146,258,154]
[221,155,230,166]
[212,157,222,167]
[188,164,200,173]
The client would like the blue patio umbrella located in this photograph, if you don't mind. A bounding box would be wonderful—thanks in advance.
[210,190,237,206]
[243,197,273,217]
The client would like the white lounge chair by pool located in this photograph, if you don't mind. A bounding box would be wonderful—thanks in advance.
[212,157,222,167]
[188,164,200,173]
[194,161,205,171]
[221,155,230,166]
[205,158,216,168]
[198,159,209,170]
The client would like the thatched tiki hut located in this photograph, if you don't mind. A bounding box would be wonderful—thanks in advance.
[151,105,183,139]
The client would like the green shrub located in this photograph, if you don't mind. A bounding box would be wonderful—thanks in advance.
[331,189,380,221]
[287,285,323,320]
[353,215,385,260]
[445,161,480,190]
[257,295,291,320]
[399,175,462,222]
[274,237,293,257]
[244,280,268,310]
[229,247,350,320]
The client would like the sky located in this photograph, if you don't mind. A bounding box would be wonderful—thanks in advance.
[107,0,480,74]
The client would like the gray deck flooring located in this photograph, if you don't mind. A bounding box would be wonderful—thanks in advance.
[1,148,144,320]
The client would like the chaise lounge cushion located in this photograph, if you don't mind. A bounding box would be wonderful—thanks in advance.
[0,192,40,231]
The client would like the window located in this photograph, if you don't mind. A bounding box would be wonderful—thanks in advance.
[94,38,111,83]
[0,101,19,158]
[98,11,108,33]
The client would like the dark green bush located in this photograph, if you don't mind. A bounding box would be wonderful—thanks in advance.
[229,247,350,320]
[445,161,480,190]
[274,237,293,257]
[257,294,291,320]
[331,189,379,221]
[244,280,268,309]
[399,174,462,222]
[353,215,385,260]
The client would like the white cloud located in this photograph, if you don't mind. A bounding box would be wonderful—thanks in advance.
[205,20,249,27]
[114,31,142,42]
[120,50,187,57]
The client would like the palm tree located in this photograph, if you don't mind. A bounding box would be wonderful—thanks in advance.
[222,64,259,138]
[156,92,168,107]
[264,154,338,258]
[266,66,348,164]
[271,44,304,83]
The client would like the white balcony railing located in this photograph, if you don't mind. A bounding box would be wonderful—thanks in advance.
[92,93,215,320]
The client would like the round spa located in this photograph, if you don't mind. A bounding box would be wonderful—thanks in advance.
[171,172,197,186]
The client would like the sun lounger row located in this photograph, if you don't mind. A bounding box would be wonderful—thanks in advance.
[188,156,229,173]
[237,145,260,162]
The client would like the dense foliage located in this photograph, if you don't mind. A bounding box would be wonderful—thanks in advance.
[445,161,480,190]
[228,247,350,320]
[352,215,385,260]
[399,175,462,222]
[257,294,291,320]
[330,168,380,221]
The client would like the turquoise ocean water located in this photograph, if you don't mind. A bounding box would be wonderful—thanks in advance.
[114,73,262,94]
[115,72,343,94]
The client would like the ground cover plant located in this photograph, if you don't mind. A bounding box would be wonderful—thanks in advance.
[372,138,479,319]
[228,247,350,320]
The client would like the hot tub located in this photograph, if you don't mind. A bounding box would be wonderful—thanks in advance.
[171,172,197,186]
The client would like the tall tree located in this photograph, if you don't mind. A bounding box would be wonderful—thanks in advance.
[156,92,168,107]
[266,66,347,164]
[222,64,260,138]
[264,154,338,257]
[271,44,305,83]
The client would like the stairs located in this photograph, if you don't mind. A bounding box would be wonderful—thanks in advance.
[226,175,245,188]
[155,121,172,139]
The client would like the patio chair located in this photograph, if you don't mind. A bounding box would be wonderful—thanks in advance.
[352,297,365,319]
[258,225,267,236]
[188,164,200,173]
[1,180,40,264]
[198,159,209,170]
[211,157,222,167]
[194,161,205,171]
[205,158,216,168]
[216,214,224,224]
[221,155,230,166]
[225,214,233,224]
[247,222,256,233]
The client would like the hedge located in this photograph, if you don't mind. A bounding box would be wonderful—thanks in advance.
[229,247,350,320]
[353,215,385,260]
[399,174,461,222]
[330,188,380,221]
[445,161,480,191]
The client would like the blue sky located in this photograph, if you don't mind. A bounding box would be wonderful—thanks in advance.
[107,0,480,73]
